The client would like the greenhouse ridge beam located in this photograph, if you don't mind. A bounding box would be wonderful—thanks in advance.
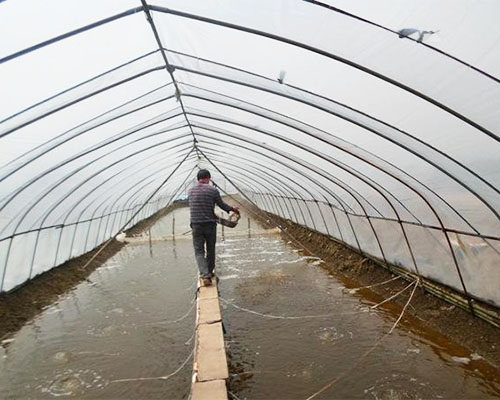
[149,5,498,142]
[140,0,198,148]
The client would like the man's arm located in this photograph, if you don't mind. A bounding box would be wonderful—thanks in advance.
[214,189,239,214]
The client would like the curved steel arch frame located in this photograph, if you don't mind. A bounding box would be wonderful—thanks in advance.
[69,161,197,266]
[198,151,318,229]
[194,132,381,257]
[3,47,497,232]
[168,55,500,219]
[211,157,333,235]
[0,3,494,309]
[46,140,195,230]
[0,117,188,231]
[200,146,338,235]
[303,0,500,83]
[3,5,497,223]
[196,135,382,250]
[0,142,194,287]
[199,140,500,241]
[0,149,195,291]
[180,86,485,233]
[189,107,429,222]
[50,152,197,270]
[0,91,179,184]
[200,143,346,241]
[149,5,497,140]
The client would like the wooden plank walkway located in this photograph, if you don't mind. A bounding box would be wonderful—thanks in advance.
[191,277,228,400]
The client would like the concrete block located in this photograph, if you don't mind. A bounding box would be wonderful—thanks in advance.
[199,284,219,300]
[192,380,228,400]
[199,297,222,324]
[196,322,228,381]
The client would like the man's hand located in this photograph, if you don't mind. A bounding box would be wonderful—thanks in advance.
[232,206,240,214]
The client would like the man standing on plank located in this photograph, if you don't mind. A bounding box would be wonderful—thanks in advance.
[188,169,239,286]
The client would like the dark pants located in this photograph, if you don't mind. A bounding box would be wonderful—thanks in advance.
[191,222,217,278]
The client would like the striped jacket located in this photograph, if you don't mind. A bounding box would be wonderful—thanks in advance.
[188,182,233,223]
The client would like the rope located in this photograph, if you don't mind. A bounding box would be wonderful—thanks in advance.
[220,296,362,319]
[343,275,401,293]
[228,391,243,400]
[370,280,415,310]
[110,347,194,383]
[143,300,196,326]
[305,279,419,400]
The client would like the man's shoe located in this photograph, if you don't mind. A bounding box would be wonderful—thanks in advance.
[202,277,212,286]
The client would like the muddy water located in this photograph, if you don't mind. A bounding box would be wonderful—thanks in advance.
[0,209,199,399]
[0,205,499,399]
[215,226,500,398]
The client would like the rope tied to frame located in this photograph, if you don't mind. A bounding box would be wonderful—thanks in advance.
[305,279,420,400]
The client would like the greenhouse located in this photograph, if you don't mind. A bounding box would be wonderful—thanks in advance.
[0,1,499,399]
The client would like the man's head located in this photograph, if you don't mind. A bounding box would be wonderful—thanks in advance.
[197,169,211,183]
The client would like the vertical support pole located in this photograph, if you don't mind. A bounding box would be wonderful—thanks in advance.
[149,226,153,258]
[67,221,80,260]
[302,199,317,231]
[315,200,330,236]
[172,214,176,241]
[52,225,65,268]
[327,203,344,242]
[93,212,106,248]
